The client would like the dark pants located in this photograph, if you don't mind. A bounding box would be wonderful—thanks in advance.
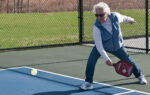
[85,46,141,83]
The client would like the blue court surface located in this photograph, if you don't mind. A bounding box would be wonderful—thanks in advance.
[0,67,149,95]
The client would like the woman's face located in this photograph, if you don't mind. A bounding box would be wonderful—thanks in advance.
[95,8,108,23]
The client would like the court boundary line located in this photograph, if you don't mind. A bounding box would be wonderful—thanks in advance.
[25,66,150,95]
[0,66,149,95]
[0,66,24,71]
[114,90,135,95]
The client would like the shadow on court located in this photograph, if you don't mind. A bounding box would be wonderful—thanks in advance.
[100,75,150,83]
[33,90,84,95]
[33,81,142,95]
[33,81,139,95]
[33,88,114,95]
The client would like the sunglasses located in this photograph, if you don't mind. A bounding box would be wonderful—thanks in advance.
[95,13,105,17]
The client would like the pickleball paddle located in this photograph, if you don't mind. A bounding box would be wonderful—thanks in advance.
[113,61,133,77]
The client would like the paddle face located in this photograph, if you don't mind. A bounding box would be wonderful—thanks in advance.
[113,61,133,77]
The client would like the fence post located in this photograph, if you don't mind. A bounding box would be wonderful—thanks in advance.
[17,0,20,13]
[0,0,1,13]
[21,0,23,13]
[145,0,149,53]
[26,0,29,13]
[38,0,41,13]
[14,0,16,13]
[7,0,9,13]
[79,0,83,44]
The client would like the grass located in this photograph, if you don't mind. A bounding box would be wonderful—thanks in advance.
[0,12,79,48]
[0,10,148,49]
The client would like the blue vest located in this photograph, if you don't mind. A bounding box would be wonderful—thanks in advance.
[94,13,123,51]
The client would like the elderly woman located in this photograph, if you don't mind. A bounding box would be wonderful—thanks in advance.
[80,2,147,90]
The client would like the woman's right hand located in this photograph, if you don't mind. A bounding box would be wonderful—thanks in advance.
[105,60,113,66]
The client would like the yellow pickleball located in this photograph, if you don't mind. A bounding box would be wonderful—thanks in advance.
[31,69,37,76]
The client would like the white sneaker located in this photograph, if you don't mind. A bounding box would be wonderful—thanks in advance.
[80,82,93,90]
[138,75,147,85]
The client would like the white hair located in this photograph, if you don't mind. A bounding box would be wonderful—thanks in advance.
[93,2,111,15]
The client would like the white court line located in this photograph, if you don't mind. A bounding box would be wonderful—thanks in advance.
[114,90,135,95]
[25,66,150,95]
[0,66,150,95]
[0,66,25,71]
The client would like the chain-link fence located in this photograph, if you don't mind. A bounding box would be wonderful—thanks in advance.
[82,0,150,53]
[0,0,80,49]
[0,0,149,53]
